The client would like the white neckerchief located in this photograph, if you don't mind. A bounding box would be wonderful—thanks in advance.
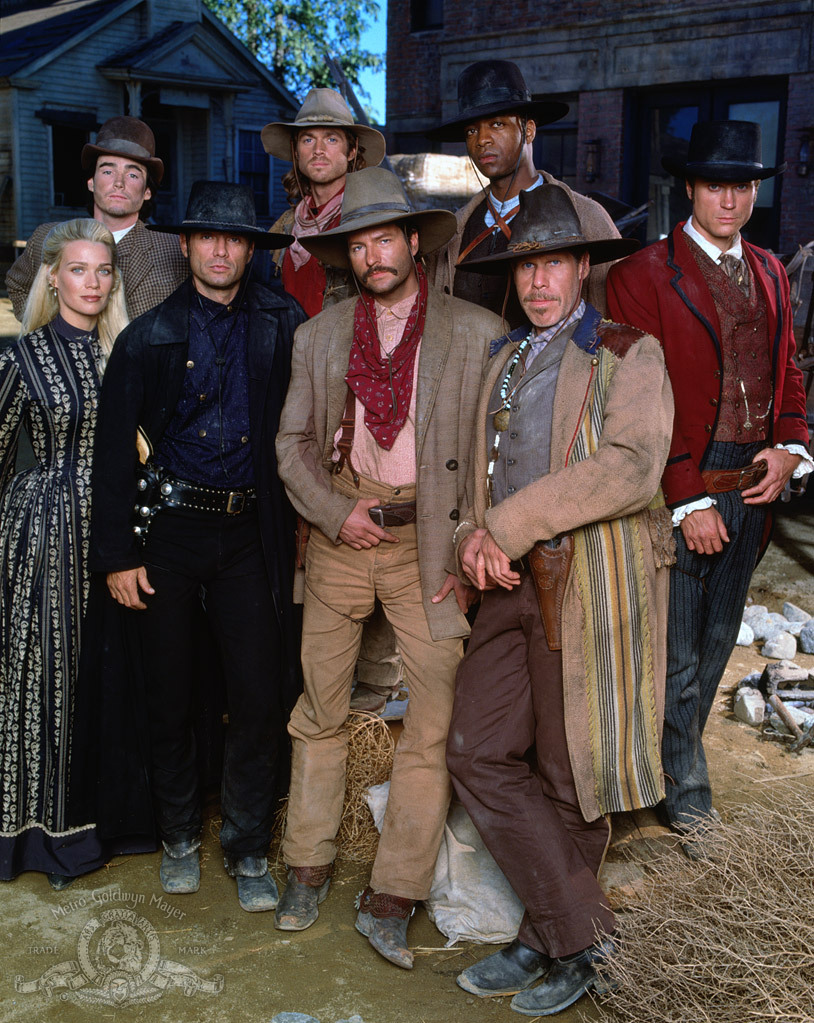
[683,216,743,264]
[484,174,544,229]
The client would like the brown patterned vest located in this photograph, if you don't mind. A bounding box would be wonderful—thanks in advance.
[686,235,772,443]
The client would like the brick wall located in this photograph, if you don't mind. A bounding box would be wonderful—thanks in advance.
[575,89,624,196]
[780,72,814,252]
[386,0,442,131]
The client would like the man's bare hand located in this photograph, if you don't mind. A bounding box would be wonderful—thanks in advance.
[107,567,155,610]
[459,527,520,590]
[680,507,729,555]
[742,447,802,505]
[338,498,399,550]
[431,572,477,613]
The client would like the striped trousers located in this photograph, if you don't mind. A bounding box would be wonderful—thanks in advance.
[662,441,767,826]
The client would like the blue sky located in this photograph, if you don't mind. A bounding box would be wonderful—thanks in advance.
[358,1,387,124]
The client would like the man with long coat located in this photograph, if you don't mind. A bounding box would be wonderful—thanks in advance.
[91,182,305,910]
[447,185,674,1015]
[607,120,811,856]
[274,166,504,968]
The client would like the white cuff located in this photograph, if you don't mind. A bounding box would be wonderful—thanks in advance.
[671,496,717,527]
[778,443,814,478]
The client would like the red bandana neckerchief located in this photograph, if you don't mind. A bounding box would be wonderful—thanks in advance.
[346,263,428,450]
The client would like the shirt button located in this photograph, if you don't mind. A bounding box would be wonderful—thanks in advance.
[198,429,207,438]
[449,509,459,520]
[241,435,249,444]
[227,305,234,313]
[186,360,194,369]
[445,459,458,470]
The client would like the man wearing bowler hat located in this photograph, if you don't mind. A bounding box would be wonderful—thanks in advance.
[447,184,673,1015]
[90,181,306,910]
[274,166,504,967]
[6,115,187,320]
[607,121,812,857]
[426,60,619,323]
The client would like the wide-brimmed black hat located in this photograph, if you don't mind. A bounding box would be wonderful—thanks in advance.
[81,116,164,184]
[458,185,638,274]
[148,181,293,250]
[662,120,786,181]
[300,167,457,269]
[428,60,569,142]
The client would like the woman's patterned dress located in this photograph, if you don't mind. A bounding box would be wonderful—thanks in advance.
[0,320,106,878]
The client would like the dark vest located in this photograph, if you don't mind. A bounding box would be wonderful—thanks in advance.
[453,198,524,327]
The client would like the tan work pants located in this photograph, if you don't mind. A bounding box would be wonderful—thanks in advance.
[283,469,461,900]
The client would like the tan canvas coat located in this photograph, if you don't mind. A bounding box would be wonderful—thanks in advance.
[426,171,619,316]
[276,286,505,641]
[456,322,674,820]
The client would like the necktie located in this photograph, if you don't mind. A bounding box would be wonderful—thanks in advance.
[719,253,750,298]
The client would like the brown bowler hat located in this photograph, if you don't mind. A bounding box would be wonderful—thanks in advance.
[261,88,386,166]
[81,116,164,184]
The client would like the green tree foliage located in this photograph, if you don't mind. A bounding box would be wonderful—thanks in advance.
[205,0,383,104]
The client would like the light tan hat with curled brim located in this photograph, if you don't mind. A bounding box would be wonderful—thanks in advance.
[300,166,457,269]
[261,88,386,166]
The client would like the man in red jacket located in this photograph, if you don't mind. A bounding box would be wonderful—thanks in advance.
[607,120,811,857]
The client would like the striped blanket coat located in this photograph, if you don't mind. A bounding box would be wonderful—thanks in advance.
[457,305,675,821]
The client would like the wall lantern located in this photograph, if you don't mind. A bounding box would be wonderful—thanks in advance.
[585,139,602,183]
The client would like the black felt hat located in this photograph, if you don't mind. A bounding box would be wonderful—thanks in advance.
[662,120,786,181]
[458,185,638,274]
[428,60,569,142]
[148,181,293,249]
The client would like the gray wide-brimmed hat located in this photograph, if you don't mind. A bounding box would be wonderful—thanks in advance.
[458,185,638,274]
[147,181,294,250]
[81,116,164,184]
[662,120,786,181]
[300,166,457,269]
[261,88,386,166]
[428,60,569,142]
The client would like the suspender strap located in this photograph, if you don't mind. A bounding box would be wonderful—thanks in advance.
[335,387,360,487]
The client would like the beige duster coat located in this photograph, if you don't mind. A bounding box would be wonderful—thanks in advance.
[426,171,620,316]
[456,321,675,820]
[276,286,505,642]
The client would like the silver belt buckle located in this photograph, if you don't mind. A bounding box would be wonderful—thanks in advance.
[369,506,385,528]
[226,491,245,515]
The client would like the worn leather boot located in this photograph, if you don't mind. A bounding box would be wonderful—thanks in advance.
[457,938,552,997]
[47,873,75,891]
[274,865,332,930]
[226,854,279,912]
[160,839,201,894]
[355,886,415,969]
[510,934,617,1016]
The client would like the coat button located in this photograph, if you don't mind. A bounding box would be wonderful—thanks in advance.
[445,459,458,470]
[186,360,194,369]
[591,357,599,366]
[449,509,459,520]
[198,429,207,438]
[704,424,712,433]
[241,436,249,444]
[709,398,718,406]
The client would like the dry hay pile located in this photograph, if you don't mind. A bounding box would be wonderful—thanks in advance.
[273,711,394,866]
[587,786,814,1023]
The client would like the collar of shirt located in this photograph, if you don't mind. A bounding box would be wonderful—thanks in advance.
[374,289,419,354]
[684,216,743,263]
[110,223,136,244]
[484,174,545,229]
[526,299,586,368]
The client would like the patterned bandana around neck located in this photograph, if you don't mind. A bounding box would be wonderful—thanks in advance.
[289,188,345,269]
[346,263,428,450]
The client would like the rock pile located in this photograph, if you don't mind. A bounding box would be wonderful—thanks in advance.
[733,658,814,752]
[738,601,814,659]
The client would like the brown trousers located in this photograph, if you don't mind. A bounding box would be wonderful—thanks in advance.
[283,469,462,900]
[446,572,615,958]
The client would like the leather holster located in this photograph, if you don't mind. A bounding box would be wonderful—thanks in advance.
[526,535,574,652]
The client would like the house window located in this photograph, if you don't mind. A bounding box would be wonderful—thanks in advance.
[238,129,271,218]
[51,124,91,208]
[411,0,443,32]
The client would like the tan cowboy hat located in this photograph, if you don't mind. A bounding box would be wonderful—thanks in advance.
[459,185,638,274]
[81,116,164,184]
[261,88,386,166]
[300,167,457,269]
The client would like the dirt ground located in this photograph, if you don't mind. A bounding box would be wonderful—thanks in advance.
[1,295,814,1022]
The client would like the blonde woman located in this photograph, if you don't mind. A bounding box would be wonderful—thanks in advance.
[0,218,127,888]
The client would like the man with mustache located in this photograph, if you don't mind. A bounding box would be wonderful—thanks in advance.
[275,167,504,968]
[91,181,306,910]
[446,184,673,1015]
[426,60,619,326]
[7,116,187,320]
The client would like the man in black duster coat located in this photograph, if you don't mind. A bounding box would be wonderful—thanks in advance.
[91,182,305,911]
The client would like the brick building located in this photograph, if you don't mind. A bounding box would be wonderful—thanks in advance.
[387,0,814,252]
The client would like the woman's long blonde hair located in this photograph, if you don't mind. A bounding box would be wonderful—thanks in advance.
[20,218,128,364]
